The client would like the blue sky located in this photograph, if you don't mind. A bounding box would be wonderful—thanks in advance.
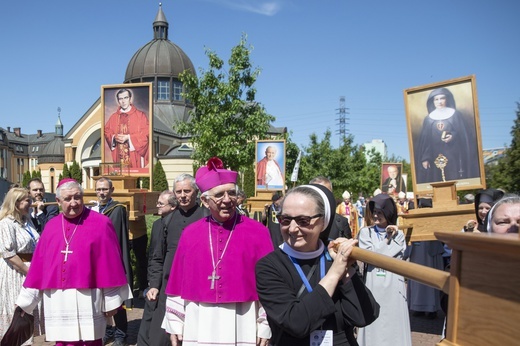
[1,0,519,161]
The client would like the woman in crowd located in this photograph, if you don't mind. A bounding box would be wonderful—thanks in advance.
[486,194,520,234]
[0,187,40,344]
[256,184,379,345]
[463,189,505,232]
[356,193,411,346]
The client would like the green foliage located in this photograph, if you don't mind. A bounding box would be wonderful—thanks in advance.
[295,130,382,200]
[152,161,169,192]
[22,171,32,187]
[176,34,275,172]
[139,177,150,189]
[242,166,256,199]
[489,102,520,193]
[69,161,82,183]
[284,134,302,187]
[62,163,70,180]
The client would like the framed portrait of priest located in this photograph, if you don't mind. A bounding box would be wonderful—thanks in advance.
[404,75,485,194]
[255,140,286,192]
[380,163,406,196]
[101,83,153,177]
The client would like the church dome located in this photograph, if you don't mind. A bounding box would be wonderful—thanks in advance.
[125,5,195,82]
[38,136,64,163]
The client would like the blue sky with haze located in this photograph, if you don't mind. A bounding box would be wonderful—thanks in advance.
[1,0,518,161]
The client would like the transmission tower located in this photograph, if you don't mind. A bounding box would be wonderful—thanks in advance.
[336,96,350,146]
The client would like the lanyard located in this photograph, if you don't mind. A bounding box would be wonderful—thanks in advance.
[289,252,326,293]
[24,224,36,240]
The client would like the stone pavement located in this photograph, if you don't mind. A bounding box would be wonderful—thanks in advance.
[33,297,445,345]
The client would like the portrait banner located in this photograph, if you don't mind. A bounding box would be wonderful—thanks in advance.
[404,75,485,194]
[101,83,153,177]
[255,140,286,192]
[380,162,406,197]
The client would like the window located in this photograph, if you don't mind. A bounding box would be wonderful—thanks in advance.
[90,138,101,156]
[173,81,183,101]
[157,80,170,101]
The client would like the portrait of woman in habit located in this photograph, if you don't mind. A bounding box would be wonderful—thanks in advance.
[415,87,479,184]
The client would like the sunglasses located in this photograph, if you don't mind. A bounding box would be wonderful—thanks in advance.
[276,214,323,227]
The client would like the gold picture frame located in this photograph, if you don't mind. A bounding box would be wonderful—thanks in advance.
[255,140,286,193]
[101,83,153,178]
[404,75,485,194]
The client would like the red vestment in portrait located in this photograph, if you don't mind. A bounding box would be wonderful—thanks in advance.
[104,105,149,168]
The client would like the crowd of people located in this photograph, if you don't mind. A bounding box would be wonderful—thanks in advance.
[0,166,518,345]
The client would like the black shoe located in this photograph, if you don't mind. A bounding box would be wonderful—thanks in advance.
[112,339,128,346]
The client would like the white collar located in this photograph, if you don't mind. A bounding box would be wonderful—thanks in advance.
[279,241,325,260]
[429,107,455,120]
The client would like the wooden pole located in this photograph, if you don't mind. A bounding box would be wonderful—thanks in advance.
[351,247,450,294]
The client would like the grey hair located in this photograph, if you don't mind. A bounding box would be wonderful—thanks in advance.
[486,194,520,233]
[96,177,113,188]
[160,190,179,208]
[56,181,84,199]
[281,185,325,217]
[173,173,198,192]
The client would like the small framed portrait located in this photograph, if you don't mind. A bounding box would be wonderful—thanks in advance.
[380,163,406,196]
[404,75,485,194]
[255,140,286,192]
[101,83,153,177]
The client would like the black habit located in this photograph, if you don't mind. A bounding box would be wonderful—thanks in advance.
[256,249,379,345]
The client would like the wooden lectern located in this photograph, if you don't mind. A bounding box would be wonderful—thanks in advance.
[435,231,520,346]
[400,182,475,242]
[351,232,520,346]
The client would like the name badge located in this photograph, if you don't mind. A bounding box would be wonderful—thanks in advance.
[310,330,333,346]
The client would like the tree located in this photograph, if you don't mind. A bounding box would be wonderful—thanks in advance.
[284,134,302,187]
[297,130,381,200]
[138,177,150,190]
[22,171,32,187]
[242,166,255,199]
[152,161,168,191]
[176,34,275,172]
[69,161,82,183]
[489,102,520,193]
[61,163,70,181]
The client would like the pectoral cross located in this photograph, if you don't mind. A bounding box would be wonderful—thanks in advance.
[208,270,221,289]
[61,244,73,262]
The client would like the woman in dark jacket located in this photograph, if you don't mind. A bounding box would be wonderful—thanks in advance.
[256,184,379,345]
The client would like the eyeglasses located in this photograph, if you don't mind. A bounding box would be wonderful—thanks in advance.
[206,189,238,202]
[156,201,170,207]
[276,214,323,227]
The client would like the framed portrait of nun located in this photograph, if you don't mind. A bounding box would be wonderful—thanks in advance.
[404,75,485,194]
